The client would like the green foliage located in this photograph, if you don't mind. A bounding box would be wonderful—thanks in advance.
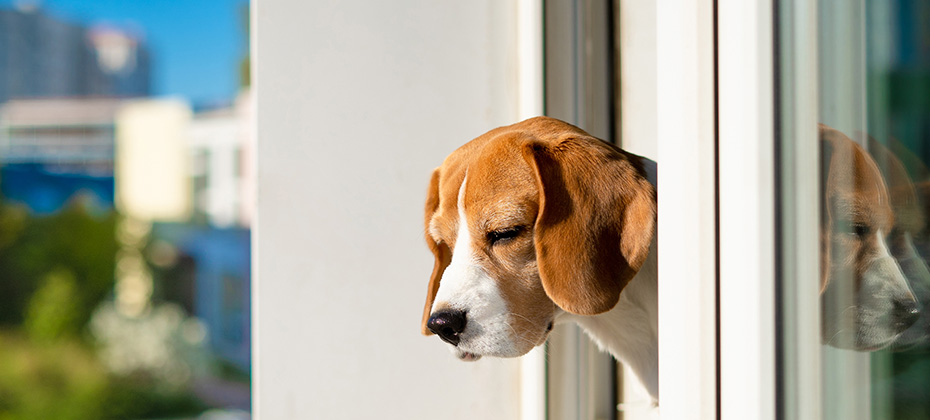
[238,2,250,88]
[0,200,229,418]
[98,376,207,420]
[0,331,110,420]
[24,269,81,343]
[0,201,217,419]
[0,200,119,330]
[0,331,206,420]
[0,204,27,252]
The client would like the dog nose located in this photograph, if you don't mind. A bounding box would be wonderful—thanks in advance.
[427,309,466,346]
[893,298,921,331]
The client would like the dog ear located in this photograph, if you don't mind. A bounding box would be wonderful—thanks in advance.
[522,137,656,315]
[866,134,925,234]
[422,169,451,335]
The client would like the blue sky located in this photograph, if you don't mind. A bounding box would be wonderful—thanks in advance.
[0,0,249,106]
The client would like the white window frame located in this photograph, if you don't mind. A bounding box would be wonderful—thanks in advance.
[655,1,718,419]
[516,2,547,420]
[716,0,822,419]
[716,1,778,419]
[774,0,822,418]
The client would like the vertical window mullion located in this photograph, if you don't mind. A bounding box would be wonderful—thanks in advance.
[774,0,822,418]
[654,0,718,419]
[717,1,777,419]
[517,1,547,420]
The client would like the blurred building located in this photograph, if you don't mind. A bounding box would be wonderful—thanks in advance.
[188,90,253,228]
[152,223,251,372]
[114,93,254,229]
[0,98,122,213]
[0,5,150,105]
[113,99,193,320]
[115,99,193,223]
[0,90,253,373]
[86,26,152,99]
[114,96,252,372]
[180,92,253,370]
[0,5,153,214]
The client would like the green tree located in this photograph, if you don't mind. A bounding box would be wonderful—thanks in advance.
[0,199,119,331]
[24,268,81,343]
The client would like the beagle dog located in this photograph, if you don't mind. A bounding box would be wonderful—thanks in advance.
[420,117,659,400]
[819,124,920,350]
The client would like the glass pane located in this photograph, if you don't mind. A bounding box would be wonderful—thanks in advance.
[0,1,252,418]
[815,0,930,418]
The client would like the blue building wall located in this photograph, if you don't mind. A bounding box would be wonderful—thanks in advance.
[153,223,251,373]
[0,163,114,214]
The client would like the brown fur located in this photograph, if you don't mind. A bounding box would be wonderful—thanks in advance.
[522,136,656,315]
[820,124,895,292]
[817,124,926,350]
[421,117,656,335]
[866,135,925,235]
[421,169,451,335]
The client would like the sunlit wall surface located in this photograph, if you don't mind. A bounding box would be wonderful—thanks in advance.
[0,1,251,419]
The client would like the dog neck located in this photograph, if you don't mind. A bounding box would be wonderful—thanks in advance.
[557,156,659,403]
[561,237,658,403]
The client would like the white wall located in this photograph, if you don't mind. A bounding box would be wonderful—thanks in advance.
[254,2,523,419]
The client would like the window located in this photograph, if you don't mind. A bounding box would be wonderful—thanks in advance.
[776,0,930,418]
[543,2,622,418]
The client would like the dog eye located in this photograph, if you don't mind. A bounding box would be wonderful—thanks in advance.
[852,223,871,237]
[836,219,871,238]
[840,222,870,238]
[487,226,523,245]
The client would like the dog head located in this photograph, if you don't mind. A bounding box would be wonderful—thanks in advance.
[420,117,656,361]
[819,124,919,350]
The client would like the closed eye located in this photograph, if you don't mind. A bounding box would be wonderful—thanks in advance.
[852,223,871,237]
[487,226,524,245]
[834,217,872,238]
